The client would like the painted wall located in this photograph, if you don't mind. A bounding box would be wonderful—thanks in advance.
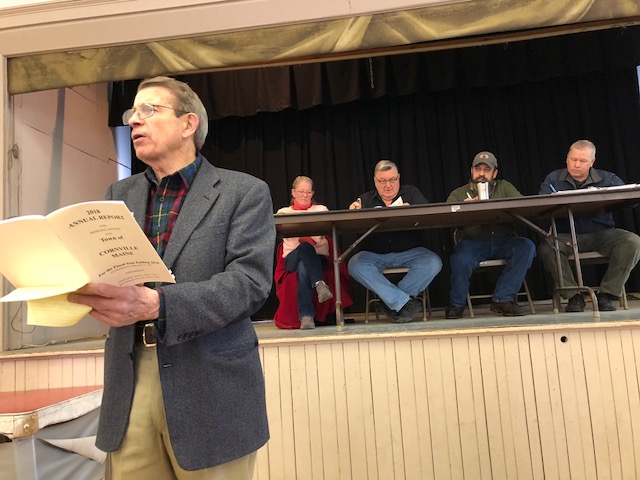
[5,84,119,349]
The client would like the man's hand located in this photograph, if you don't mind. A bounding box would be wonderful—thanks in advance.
[349,198,362,210]
[465,192,478,201]
[68,283,160,327]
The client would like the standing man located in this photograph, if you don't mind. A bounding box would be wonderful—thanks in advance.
[445,151,535,319]
[69,76,275,478]
[538,139,640,312]
[348,160,442,323]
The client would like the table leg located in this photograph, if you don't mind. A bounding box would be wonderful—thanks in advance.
[551,208,600,318]
[332,225,344,332]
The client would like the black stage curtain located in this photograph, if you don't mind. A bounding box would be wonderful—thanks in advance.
[110,26,640,313]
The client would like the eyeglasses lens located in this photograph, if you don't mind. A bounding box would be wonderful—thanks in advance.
[122,104,155,125]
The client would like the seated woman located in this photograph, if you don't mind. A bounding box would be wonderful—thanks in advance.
[275,176,349,329]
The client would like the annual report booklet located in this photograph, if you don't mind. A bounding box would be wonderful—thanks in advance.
[0,200,175,327]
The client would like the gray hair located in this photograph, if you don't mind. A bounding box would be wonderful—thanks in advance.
[290,176,316,205]
[569,139,596,158]
[137,76,209,151]
[292,175,314,190]
[374,160,399,175]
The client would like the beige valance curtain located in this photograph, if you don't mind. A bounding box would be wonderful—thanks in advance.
[8,0,640,95]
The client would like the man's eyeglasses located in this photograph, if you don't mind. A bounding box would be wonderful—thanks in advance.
[122,103,187,125]
[375,176,399,185]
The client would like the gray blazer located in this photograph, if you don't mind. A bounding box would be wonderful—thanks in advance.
[95,158,276,471]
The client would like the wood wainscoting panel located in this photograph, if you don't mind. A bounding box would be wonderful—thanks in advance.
[0,351,104,393]
[256,324,640,480]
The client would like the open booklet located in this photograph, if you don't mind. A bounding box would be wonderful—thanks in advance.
[0,200,175,327]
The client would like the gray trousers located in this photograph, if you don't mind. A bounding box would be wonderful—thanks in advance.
[538,228,640,299]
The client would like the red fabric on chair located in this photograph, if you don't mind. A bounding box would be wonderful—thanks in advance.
[273,238,353,329]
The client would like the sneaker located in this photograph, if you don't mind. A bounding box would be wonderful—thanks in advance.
[300,315,315,330]
[445,305,465,319]
[596,292,617,312]
[490,301,526,316]
[315,281,334,303]
[565,293,586,312]
[394,297,422,323]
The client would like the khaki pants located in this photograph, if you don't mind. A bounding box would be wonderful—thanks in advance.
[108,344,256,480]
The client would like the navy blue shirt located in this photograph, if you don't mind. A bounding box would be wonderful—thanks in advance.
[356,184,428,253]
[538,168,624,233]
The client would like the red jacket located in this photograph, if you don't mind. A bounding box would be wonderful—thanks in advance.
[273,238,353,329]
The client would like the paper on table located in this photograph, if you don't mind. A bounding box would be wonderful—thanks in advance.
[551,184,640,194]
[389,196,404,206]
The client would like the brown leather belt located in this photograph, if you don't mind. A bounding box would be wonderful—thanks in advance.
[134,322,157,347]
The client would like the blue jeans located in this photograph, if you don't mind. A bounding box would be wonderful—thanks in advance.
[449,237,535,307]
[348,247,442,312]
[284,242,326,318]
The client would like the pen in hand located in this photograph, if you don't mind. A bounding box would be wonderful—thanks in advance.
[548,183,558,193]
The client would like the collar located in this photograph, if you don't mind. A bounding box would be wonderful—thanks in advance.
[559,167,602,188]
[145,155,202,188]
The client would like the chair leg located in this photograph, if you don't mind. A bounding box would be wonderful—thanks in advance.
[522,279,535,314]
[365,289,370,324]
[621,285,629,310]
[425,288,432,319]
[421,290,427,321]
[466,294,475,318]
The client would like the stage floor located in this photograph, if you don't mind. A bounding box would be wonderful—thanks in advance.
[3,296,640,356]
[254,295,640,341]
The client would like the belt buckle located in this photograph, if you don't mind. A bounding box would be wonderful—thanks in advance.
[142,322,157,347]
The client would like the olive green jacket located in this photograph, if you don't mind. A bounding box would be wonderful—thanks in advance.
[447,179,522,239]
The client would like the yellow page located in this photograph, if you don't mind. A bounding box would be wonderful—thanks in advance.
[26,295,92,327]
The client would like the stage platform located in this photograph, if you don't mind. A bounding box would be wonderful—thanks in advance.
[254,295,640,340]
[3,296,639,355]
[3,297,640,479]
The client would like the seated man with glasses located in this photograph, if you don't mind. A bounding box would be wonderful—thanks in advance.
[348,160,442,323]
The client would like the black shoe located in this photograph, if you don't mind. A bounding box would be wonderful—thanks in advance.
[445,305,465,319]
[394,297,422,323]
[379,302,399,322]
[490,301,526,316]
[596,292,617,311]
[565,293,586,312]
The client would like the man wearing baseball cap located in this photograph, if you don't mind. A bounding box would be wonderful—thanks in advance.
[445,151,536,318]
[472,151,498,170]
